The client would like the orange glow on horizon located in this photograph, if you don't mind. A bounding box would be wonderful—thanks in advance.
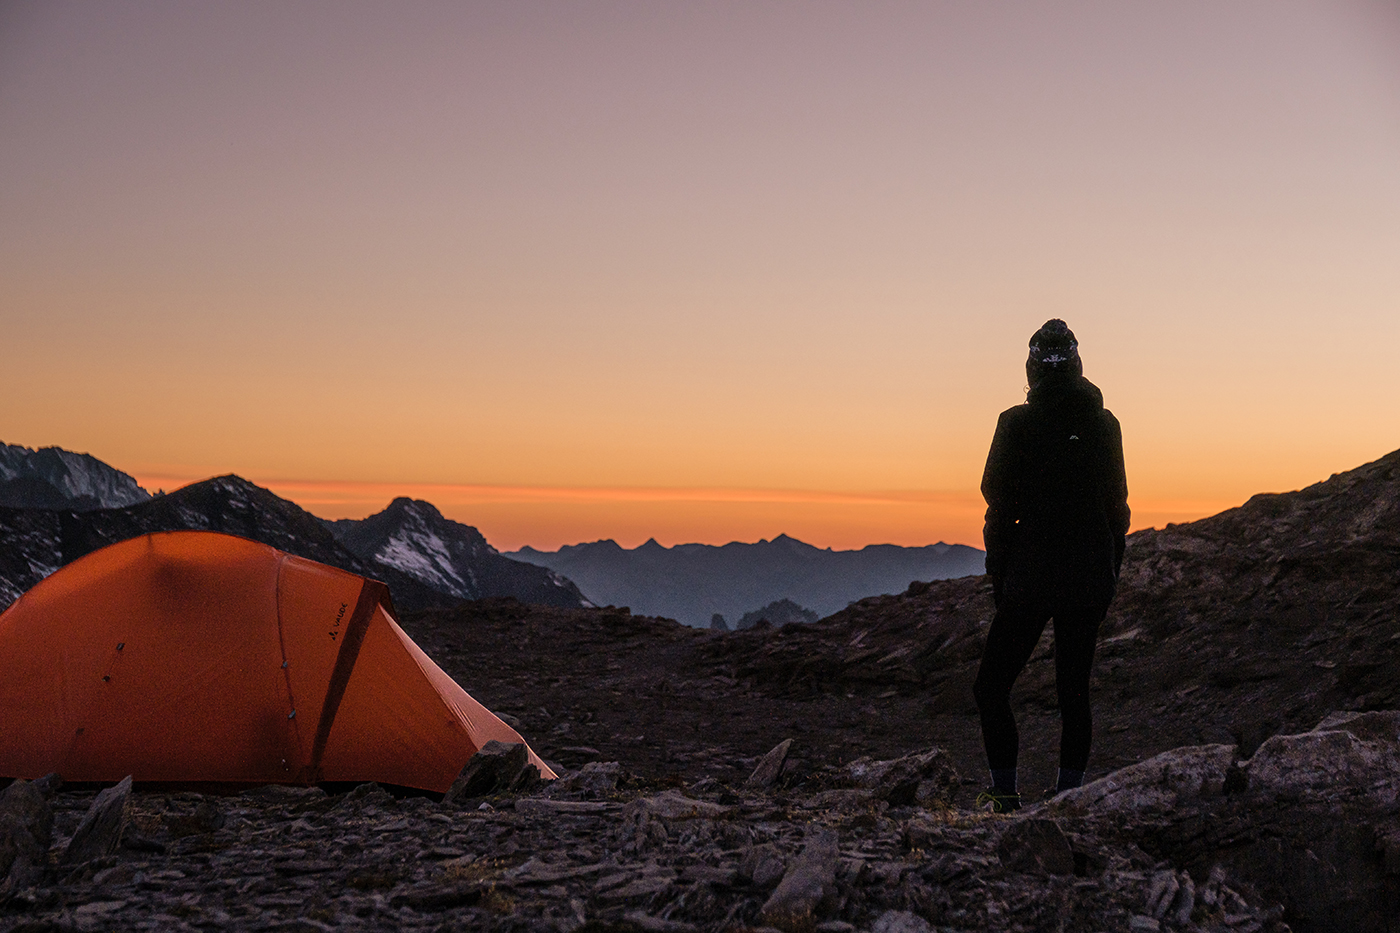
[132,471,1241,553]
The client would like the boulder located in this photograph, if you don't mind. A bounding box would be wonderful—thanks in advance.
[444,741,541,803]
[1052,744,1236,814]
[1245,712,1400,805]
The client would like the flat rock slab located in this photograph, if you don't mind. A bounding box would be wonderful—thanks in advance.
[625,790,733,820]
[61,775,132,866]
[514,798,622,816]
[760,829,839,932]
[747,738,793,788]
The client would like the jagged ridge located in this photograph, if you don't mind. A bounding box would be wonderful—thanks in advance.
[510,533,986,627]
[326,498,590,609]
[0,441,151,511]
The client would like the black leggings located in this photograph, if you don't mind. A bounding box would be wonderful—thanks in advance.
[972,596,1105,772]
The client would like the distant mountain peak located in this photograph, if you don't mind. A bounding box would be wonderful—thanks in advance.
[326,498,590,609]
[0,441,151,511]
[384,496,445,519]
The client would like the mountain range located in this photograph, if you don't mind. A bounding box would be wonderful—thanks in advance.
[0,441,588,612]
[508,535,986,627]
[0,441,990,628]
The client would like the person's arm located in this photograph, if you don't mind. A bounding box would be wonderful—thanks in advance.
[981,409,1022,591]
[1103,412,1130,578]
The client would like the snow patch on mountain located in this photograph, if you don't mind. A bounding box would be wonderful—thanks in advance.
[374,522,476,599]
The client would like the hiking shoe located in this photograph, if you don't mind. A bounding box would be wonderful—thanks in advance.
[975,787,1021,813]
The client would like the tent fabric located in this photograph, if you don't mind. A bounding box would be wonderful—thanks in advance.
[0,531,553,792]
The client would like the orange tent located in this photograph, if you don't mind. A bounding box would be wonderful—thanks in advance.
[0,531,553,792]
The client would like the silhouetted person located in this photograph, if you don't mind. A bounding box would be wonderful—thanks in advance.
[973,319,1129,811]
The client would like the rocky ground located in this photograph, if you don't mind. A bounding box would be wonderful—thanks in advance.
[1,451,1396,931]
[2,710,1397,933]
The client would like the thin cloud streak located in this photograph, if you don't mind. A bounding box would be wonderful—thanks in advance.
[138,473,981,507]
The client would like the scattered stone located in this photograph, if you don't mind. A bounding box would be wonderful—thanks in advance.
[997,818,1074,875]
[550,760,625,797]
[0,740,1384,933]
[444,740,542,803]
[240,784,326,803]
[624,910,700,932]
[902,817,945,852]
[61,775,132,866]
[870,910,932,933]
[1173,871,1196,925]
[165,798,225,837]
[30,773,63,798]
[802,788,879,812]
[747,738,794,789]
[741,844,788,888]
[0,778,53,887]
[838,748,958,807]
[553,745,605,766]
[759,829,839,932]
[816,922,856,933]
[1145,868,1179,918]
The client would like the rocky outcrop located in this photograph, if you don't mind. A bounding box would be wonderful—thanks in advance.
[1050,711,1400,932]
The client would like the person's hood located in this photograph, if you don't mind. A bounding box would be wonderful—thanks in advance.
[1026,373,1104,412]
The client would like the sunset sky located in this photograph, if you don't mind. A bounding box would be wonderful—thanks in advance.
[3,1,1398,551]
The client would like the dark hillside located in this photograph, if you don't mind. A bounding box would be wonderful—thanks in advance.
[405,448,1400,795]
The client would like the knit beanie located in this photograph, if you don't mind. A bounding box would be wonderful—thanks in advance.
[1026,319,1082,386]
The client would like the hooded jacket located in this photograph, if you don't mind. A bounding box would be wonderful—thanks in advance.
[981,372,1129,607]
